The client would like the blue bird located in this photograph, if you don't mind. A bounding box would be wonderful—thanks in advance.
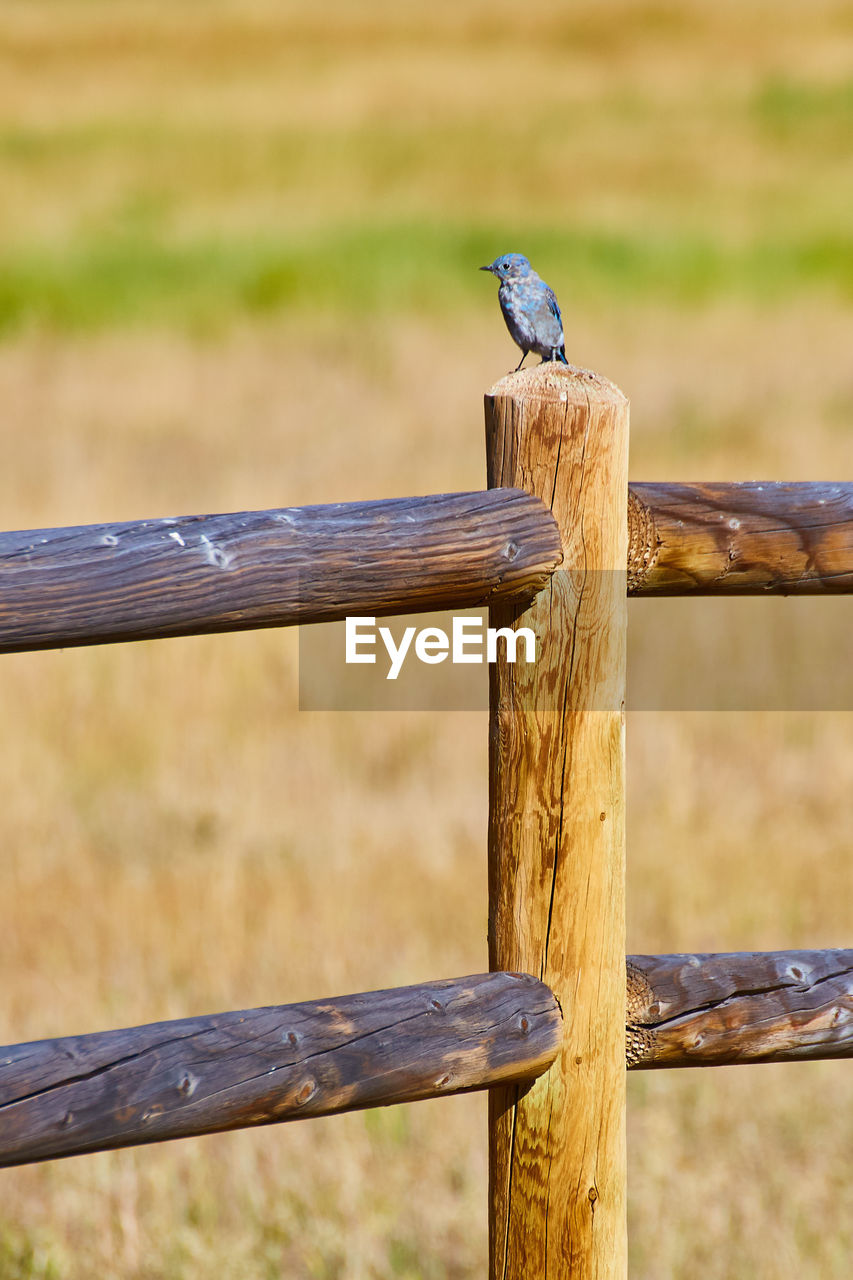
[480,253,569,371]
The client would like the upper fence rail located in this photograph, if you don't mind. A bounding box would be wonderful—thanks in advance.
[1,482,852,653]
[630,482,853,594]
[0,489,560,653]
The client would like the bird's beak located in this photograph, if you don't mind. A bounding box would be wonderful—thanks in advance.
[480,264,495,274]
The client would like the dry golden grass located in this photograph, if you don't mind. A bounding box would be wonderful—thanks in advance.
[2,1,853,1276]
[3,307,853,1278]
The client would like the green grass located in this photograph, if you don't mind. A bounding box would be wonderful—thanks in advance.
[752,75,853,140]
[2,222,853,335]
[0,1229,62,1280]
[2,10,852,339]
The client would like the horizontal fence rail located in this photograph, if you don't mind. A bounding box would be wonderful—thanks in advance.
[0,490,561,653]
[630,482,853,594]
[0,973,561,1168]
[627,949,853,1067]
[2,483,853,653]
[3,483,845,655]
[6,949,850,1169]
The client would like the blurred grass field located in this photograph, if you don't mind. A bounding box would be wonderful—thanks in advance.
[1,2,853,1277]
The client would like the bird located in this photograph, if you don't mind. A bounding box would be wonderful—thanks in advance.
[480,253,569,371]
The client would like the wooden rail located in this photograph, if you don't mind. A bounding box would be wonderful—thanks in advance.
[627,949,853,1068]
[629,482,853,594]
[0,489,561,653]
[0,973,561,1168]
[7,947,847,1171]
[2,481,852,654]
[5,948,852,1169]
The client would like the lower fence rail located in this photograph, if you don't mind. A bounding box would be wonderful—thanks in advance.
[628,948,853,1067]
[3,950,851,1169]
[0,972,560,1167]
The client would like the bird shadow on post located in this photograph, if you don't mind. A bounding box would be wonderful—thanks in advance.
[485,363,629,1280]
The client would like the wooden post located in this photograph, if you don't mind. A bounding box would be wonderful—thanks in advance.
[486,364,629,1279]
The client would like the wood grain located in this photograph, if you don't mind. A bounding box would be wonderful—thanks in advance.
[629,482,853,594]
[485,365,629,1280]
[3,481,852,656]
[0,489,561,653]
[0,973,561,1167]
[627,950,853,1068]
[6,948,853,1169]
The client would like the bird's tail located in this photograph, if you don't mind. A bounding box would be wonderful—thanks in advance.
[556,348,569,365]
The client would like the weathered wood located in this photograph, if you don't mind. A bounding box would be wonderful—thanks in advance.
[486,366,628,1279]
[0,972,561,1167]
[0,490,561,653]
[3,481,851,656]
[629,482,853,594]
[627,950,853,1068]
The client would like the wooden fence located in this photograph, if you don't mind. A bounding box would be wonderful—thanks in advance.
[2,362,853,1278]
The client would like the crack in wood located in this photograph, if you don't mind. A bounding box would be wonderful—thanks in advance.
[625,952,853,1068]
[0,1029,205,1111]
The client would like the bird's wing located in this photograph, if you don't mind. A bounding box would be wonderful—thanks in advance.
[545,286,562,327]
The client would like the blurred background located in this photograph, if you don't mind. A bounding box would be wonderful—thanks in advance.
[1,1,852,1275]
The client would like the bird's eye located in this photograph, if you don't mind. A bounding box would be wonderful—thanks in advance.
[502,261,510,270]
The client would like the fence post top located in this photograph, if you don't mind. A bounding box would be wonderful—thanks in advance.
[486,363,628,406]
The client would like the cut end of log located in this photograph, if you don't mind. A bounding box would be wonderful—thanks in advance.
[486,362,628,406]
[627,489,660,593]
[626,961,657,1067]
